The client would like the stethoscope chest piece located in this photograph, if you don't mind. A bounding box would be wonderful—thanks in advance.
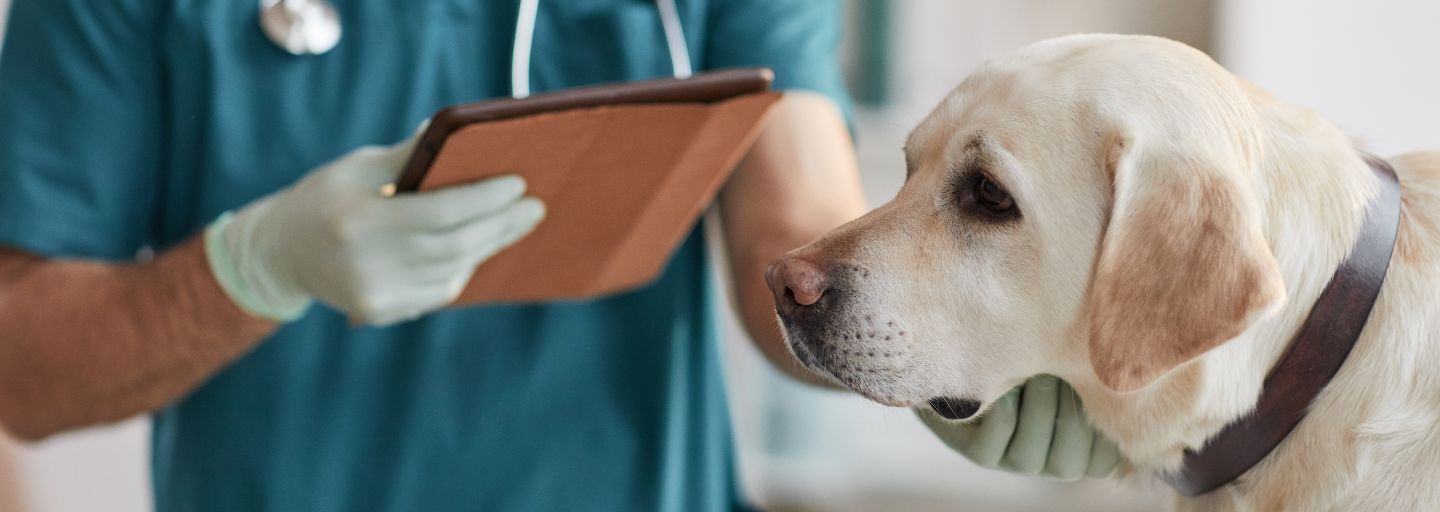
[260,0,343,56]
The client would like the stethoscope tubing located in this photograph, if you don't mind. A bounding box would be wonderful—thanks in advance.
[511,0,692,97]
[263,0,693,98]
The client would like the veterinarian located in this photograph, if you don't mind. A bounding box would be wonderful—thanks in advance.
[0,1,865,510]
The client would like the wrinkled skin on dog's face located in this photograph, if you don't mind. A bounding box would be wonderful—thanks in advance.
[765,34,1283,420]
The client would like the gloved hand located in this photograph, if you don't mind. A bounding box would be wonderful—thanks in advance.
[205,132,545,326]
[916,375,1122,481]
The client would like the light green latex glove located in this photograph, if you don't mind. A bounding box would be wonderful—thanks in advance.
[205,132,545,326]
[917,375,1122,481]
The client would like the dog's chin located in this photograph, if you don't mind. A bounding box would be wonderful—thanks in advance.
[779,319,983,414]
[788,338,965,412]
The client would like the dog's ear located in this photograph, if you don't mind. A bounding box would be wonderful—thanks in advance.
[1088,136,1286,392]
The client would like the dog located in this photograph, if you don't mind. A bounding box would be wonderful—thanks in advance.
[765,34,1440,511]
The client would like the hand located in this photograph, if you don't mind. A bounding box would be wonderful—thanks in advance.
[205,133,545,325]
[916,375,1122,481]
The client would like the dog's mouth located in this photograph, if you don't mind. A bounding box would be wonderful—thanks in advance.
[928,396,982,420]
[781,316,978,414]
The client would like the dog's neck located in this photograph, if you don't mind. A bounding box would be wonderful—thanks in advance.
[1071,98,1382,479]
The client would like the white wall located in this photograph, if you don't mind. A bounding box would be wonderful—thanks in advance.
[881,0,1213,123]
[1216,0,1440,156]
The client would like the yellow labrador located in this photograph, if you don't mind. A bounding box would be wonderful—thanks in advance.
[766,34,1440,511]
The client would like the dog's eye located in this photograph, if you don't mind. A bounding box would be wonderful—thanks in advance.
[971,174,1019,218]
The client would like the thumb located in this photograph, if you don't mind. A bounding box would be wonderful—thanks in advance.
[339,120,433,191]
[391,118,432,159]
[375,126,426,177]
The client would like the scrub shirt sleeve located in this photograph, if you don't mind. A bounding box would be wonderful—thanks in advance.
[702,0,853,123]
[0,0,165,260]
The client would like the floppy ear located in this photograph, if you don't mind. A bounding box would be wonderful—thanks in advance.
[1088,137,1286,392]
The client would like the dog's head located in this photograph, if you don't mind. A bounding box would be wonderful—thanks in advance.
[767,34,1286,419]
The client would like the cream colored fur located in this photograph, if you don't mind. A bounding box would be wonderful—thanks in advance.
[780,34,1440,510]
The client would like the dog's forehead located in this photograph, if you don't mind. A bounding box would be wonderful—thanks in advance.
[905,35,1222,165]
[904,41,1096,160]
[902,72,1065,172]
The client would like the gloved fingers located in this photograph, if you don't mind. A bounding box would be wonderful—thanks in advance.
[915,407,979,453]
[401,256,484,295]
[386,257,477,286]
[1041,379,1095,481]
[1001,375,1061,474]
[1085,429,1123,478]
[447,198,546,262]
[399,197,544,271]
[370,266,478,325]
[351,283,455,326]
[961,387,1021,468]
[380,198,543,289]
[384,175,530,229]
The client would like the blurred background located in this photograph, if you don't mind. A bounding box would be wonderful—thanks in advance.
[2,0,1437,510]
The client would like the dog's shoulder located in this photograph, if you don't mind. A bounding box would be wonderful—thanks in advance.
[1391,151,1440,267]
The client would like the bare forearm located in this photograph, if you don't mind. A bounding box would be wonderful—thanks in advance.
[0,236,276,440]
[720,92,868,386]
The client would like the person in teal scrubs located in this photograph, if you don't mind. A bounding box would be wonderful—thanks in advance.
[0,1,868,511]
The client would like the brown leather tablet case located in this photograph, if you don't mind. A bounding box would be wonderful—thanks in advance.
[396,68,782,305]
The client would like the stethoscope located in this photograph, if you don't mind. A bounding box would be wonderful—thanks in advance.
[260,0,693,98]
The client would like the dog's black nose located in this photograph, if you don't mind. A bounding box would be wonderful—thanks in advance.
[765,255,830,317]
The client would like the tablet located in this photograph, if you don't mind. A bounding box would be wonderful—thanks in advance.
[395,68,782,305]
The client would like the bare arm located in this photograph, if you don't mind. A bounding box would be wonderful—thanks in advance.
[718,92,868,386]
[0,236,276,440]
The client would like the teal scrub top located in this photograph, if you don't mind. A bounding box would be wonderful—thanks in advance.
[0,1,850,511]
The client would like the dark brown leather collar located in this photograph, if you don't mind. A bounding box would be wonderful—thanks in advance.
[1165,156,1402,496]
